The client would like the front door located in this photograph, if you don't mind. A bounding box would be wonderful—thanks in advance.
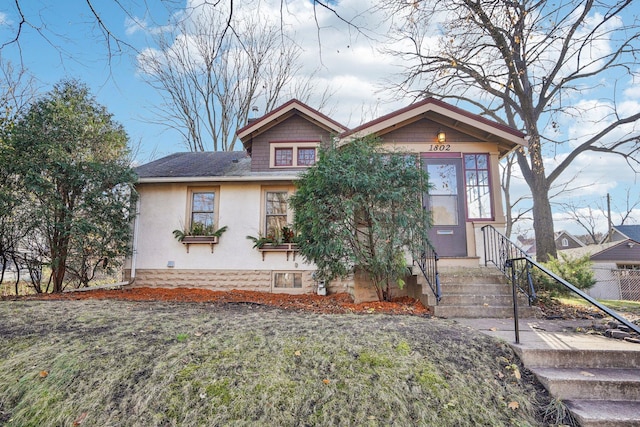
[424,158,467,257]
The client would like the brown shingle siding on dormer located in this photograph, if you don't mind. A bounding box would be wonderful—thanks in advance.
[250,114,333,172]
[379,118,483,143]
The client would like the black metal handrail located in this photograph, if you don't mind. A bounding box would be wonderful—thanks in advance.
[414,239,441,304]
[482,225,640,343]
[482,225,536,303]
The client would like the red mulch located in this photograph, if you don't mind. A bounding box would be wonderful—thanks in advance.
[19,287,432,316]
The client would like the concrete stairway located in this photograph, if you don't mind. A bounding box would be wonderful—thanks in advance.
[417,266,539,318]
[514,341,640,426]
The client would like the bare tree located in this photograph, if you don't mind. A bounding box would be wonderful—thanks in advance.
[613,187,640,226]
[383,0,640,261]
[557,203,606,245]
[500,151,532,238]
[137,4,327,152]
[558,188,640,244]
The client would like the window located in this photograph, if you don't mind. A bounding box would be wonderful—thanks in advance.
[561,238,569,247]
[275,148,293,166]
[270,142,318,168]
[464,154,492,219]
[191,192,214,229]
[617,264,640,270]
[187,187,219,234]
[265,191,289,237]
[273,272,302,288]
[427,163,459,226]
[297,148,316,165]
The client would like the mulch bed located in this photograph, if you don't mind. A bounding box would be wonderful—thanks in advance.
[13,287,432,316]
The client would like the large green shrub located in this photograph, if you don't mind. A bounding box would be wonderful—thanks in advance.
[534,253,596,296]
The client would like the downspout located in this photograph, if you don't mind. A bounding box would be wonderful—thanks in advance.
[127,195,141,285]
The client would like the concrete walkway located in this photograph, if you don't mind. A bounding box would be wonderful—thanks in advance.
[454,317,640,352]
[454,317,640,427]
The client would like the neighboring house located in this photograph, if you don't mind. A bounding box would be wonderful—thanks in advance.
[555,230,585,250]
[560,225,640,301]
[125,98,526,301]
[602,224,640,244]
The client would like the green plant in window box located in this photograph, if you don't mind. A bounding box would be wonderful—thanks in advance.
[246,225,297,249]
[173,223,228,242]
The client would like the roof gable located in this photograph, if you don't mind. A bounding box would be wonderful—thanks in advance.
[591,239,640,262]
[237,99,348,151]
[340,98,527,158]
[555,230,585,248]
[612,225,640,242]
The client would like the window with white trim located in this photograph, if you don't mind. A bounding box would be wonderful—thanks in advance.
[270,142,318,168]
[274,148,293,166]
[187,187,219,234]
[264,190,290,238]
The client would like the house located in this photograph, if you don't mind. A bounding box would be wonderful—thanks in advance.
[559,225,640,301]
[125,98,527,302]
[602,224,640,244]
[555,230,585,250]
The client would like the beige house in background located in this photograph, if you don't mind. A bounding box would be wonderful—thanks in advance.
[125,98,527,302]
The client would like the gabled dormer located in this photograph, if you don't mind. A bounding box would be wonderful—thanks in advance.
[237,99,348,173]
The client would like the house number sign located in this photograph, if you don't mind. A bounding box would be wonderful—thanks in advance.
[426,144,451,151]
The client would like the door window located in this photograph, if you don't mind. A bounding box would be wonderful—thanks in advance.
[427,164,459,226]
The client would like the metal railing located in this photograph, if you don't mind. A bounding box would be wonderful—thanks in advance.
[482,225,536,304]
[414,239,441,304]
[482,225,640,343]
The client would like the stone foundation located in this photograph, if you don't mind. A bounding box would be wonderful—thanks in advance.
[125,269,349,295]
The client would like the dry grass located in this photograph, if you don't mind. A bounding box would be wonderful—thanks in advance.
[0,300,571,426]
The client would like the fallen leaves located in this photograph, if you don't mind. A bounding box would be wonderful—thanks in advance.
[31,288,432,316]
[508,401,520,410]
[73,412,87,426]
[39,370,49,378]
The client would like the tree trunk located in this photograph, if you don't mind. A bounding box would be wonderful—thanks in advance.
[530,182,557,262]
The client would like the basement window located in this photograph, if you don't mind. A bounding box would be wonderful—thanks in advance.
[273,272,302,288]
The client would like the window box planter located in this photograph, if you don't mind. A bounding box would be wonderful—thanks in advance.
[258,243,299,261]
[180,235,219,253]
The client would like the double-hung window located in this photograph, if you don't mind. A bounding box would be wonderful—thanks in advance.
[188,187,219,234]
[265,190,289,238]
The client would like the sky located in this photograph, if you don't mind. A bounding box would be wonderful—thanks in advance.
[1,0,639,237]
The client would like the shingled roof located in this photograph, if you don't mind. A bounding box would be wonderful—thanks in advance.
[135,151,249,179]
[613,224,640,242]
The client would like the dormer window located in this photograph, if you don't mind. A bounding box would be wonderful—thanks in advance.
[270,141,318,168]
[297,148,316,166]
[275,148,293,166]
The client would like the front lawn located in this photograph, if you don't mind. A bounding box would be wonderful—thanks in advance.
[0,299,572,426]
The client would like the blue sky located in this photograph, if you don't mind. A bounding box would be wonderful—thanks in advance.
[1,0,638,235]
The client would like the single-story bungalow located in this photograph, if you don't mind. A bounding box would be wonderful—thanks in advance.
[124,98,527,301]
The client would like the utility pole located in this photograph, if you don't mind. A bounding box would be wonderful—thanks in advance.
[607,193,612,242]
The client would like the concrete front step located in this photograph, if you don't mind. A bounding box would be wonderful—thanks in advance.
[515,348,640,370]
[532,367,640,401]
[437,294,515,306]
[434,305,539,318]
[564,400,640,427]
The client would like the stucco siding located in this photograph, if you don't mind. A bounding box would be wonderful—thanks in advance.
[134,181,315,271]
